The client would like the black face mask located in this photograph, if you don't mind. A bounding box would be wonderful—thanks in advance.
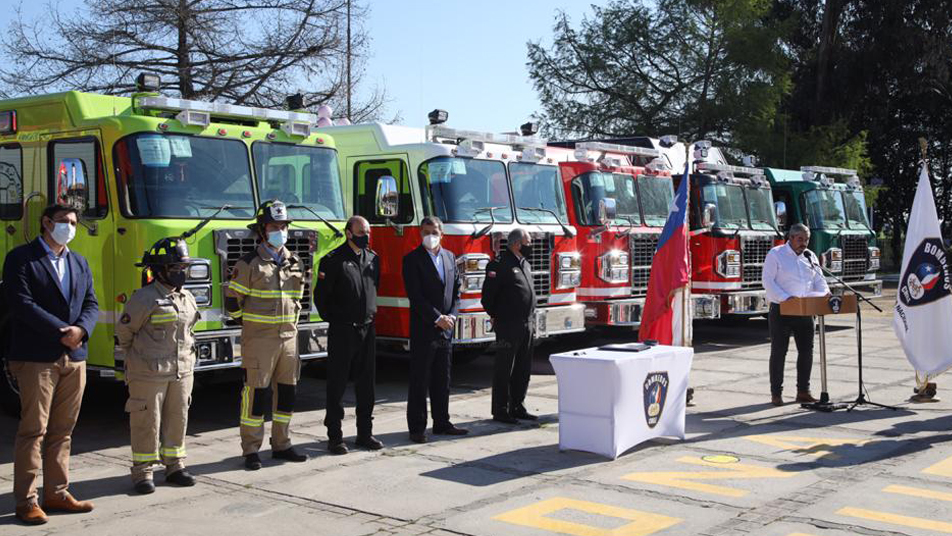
[351,234,369,250]
[520,244,533,258]
[161,268,187,289]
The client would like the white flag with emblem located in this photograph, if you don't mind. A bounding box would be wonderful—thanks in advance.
[893,164,952,376]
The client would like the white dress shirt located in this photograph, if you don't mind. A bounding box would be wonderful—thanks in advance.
[427,247,445,284]
[39,237,71,299]
[762,243,830,305]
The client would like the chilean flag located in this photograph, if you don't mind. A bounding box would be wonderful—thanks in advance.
[639,169,690,344]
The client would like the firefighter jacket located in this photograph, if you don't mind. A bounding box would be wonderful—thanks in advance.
[480,249,536,327]
[225,244,308,339]
[314,243,380,326]
[116,281,200,382]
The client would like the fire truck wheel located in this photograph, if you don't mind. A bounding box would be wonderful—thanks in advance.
[0,359,21,418]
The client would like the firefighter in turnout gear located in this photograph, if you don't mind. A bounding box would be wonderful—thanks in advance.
[116,237,201,494]
[225,200,309,470]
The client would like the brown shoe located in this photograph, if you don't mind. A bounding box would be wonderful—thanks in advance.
[43,492,94,514]
[795,392,818,403]
[15,504,48,525]
[771,395,784,406]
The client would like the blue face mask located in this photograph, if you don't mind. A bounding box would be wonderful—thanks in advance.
[267,229,288,249]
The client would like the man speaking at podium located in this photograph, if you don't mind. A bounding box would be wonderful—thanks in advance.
[762,223,831,406]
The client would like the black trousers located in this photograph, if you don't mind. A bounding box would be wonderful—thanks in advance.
[768,303,815,395]
[324,323,376,441]
[406,337,452,434]
[492,323,533,417]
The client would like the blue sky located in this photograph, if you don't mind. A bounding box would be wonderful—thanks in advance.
[7,0,606,132]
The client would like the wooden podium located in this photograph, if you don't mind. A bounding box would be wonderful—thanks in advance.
[780,295,858,408]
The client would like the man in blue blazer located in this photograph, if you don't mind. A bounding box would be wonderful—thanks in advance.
[402,216,467,443]
[3,203,99,525]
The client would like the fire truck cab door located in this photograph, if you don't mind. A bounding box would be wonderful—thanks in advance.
[0,144,25,257]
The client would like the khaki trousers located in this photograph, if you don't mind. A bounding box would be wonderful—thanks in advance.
[126,375,194,483]
[239,336,299,455]
[10,356,86,508]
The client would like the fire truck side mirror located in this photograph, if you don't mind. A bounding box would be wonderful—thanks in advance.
[774,201,787,227]
[702,202,717,228]
[375,175,399,218]
[598,197,617,226]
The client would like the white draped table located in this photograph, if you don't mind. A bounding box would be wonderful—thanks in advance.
[549,344,694,459]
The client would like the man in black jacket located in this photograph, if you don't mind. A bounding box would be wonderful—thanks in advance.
[314,215,383,454]
[480,227,538,425]
[402,216,467,443]
[3,203,99,525]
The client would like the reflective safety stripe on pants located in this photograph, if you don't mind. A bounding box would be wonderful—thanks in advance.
[127,375,194,483]
[239,336,300,456]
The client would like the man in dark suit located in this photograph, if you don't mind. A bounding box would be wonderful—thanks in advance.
[402,216,467,443]
[3,203,99,525]
[481,227,538,425]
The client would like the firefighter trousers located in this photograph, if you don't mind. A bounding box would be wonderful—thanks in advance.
[240,336,300,455]
[126,375,194,483]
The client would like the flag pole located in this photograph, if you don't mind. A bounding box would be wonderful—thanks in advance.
[914,137,934,396]
[682,141,692,347]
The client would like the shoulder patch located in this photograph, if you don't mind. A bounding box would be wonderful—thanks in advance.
[120,313,131,324]
[487,271,496,278]
[318,271,326,279]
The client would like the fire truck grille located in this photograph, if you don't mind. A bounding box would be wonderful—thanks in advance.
[495,233,553,305]
[842,234,869,280]
[630,233,659,297]
[741,235,773,288]
[214,229,316,326]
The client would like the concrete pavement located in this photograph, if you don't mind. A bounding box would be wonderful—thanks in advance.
[3,287,952,536]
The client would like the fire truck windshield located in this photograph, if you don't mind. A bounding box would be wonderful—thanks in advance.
[510,162,568,224]
[746,187,778,231]
[572,171,640,226]
[702,183,748,229]
[252,143,345,221]
[638,175,675,227]
[804,189,847,230]
[842,190,871,230]
[419,157,513,223]
[114,133,255,218]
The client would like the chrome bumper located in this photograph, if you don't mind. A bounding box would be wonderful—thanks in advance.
[455,304,587,344]
[720,291,769,315]
[692,295,721,319]
[831,279,883,297]
[582,298,646,327]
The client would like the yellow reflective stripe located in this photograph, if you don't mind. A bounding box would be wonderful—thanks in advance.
[246,289,304,299]
[230,310,243,318]
[239,386,264,427]
[273,412,292,424]
[161,446,187,458]
[242,312,299,324]
[150,313,177,324]
[228,281,253,296]
[132,451,160,462]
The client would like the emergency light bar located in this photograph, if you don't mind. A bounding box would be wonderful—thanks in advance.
[575,141,660,158]
[138,96,318,128]
[696,162,762,176]
[427,125,546,150]
[801,165,856,177]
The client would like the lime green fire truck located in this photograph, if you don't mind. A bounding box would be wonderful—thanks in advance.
[0,74,347,413]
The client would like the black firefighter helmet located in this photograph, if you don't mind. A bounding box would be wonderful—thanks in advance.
[137,237,191,268]
[249,199,292,232]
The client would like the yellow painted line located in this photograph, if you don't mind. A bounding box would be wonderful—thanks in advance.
[884,484,952,503]
[493,497,681,536]
[923,454,952,478]
[621,456,793,498]
[744,435,871,459]
[838,507,952,533]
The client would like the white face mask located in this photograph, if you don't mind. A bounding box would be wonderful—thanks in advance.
[423,234,441,250]
[50,222,76,246]
[267,229,288,249]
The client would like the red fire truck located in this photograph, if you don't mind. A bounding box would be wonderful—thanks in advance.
[552,141,676,326]
[325,112,586,353]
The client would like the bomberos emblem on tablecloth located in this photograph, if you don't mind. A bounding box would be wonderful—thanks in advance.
[643,371,669,428]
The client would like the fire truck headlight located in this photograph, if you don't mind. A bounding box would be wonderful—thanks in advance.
[823,248,843,273]
[557,270,581,289]
[868,247,880,271]
[597,250,629,284]
[558,252,581,270]
[464,275,485,292]
[458,254,490,274]
[715,250,741,279]
[186,285,212,307]
[187,263,209,281]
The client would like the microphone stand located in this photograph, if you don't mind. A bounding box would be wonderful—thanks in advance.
[807,252,896,412]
